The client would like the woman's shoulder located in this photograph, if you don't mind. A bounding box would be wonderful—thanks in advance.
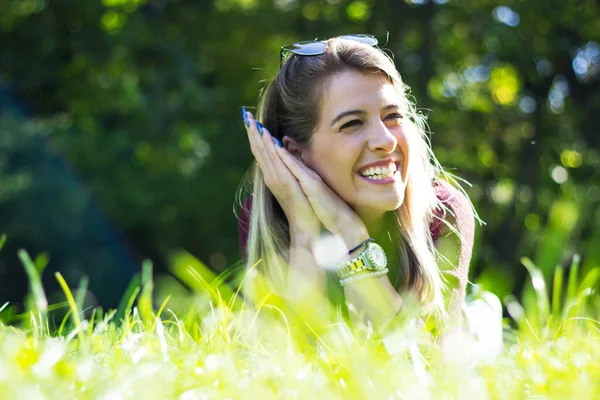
[430,179,475,242]
[431,179,476,316]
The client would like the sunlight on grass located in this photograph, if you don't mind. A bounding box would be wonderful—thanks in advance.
[0,250,598,398]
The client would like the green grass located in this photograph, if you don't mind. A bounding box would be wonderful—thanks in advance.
[0,248,598,399]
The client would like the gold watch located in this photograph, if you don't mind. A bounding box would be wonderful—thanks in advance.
[336,242,388,279]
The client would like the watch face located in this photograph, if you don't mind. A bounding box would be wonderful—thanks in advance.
[368,243,387,269]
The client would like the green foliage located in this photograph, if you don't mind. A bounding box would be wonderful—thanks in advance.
[0,0,598,304]
[518,255,599,340]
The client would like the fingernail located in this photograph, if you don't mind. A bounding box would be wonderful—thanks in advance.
[274,138,283,148]
[241,106,250,127]
[256,121,264,135]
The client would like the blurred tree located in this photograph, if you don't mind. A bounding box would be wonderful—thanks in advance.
[0,0,598,308]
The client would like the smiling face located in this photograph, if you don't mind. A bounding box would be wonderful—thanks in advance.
[300,69,412,228]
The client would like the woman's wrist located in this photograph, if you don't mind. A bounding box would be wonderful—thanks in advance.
[289,228,317,249]
[286,239,326,300]
[335,222,369,251]
[340,215,369,246]
[289,222,370,262]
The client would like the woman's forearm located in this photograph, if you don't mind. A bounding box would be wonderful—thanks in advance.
[285,228,402,328]
[285,231,326,305]
[336,229,403,327]
[343,276,403,328]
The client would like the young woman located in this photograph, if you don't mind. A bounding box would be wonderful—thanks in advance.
[237,34,475,326]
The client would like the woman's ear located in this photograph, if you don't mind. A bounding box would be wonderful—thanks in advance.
[282,136,306,162]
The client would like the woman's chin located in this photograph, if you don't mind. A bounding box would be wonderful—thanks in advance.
[356,195,405,216]
[383,197,405,212]
[377,188,405,211]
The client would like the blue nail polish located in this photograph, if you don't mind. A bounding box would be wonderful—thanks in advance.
[274,138,283,148]
[256,121,264,135]
[241,106,250,127]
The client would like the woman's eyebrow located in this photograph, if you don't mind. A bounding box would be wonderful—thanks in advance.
[330,110,366,127]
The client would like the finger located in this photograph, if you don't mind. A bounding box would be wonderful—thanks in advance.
[245,113,307,202]
[246,112,279,161]
[275,144,322,188]
[275,145,344,230]
[244,111,267,161]
[245,112,282,183]
[247,121,322,232]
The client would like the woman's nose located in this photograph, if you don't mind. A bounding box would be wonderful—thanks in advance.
[367,120,398,153]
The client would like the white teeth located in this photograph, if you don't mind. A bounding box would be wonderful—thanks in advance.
[359,163,398,178]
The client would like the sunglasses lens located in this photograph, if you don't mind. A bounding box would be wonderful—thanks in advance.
[285,41,327,56]
[280,35,377,67]
[339,34,378,47]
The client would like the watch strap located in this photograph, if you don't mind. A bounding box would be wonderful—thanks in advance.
[336,242,387,280]
[336,249,370,279]
[348,237,374,254]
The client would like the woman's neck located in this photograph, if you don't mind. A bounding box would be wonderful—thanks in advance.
[358,209,386,235]
[363,212,394,242]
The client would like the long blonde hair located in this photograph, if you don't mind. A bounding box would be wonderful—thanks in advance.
[237,38,454,314]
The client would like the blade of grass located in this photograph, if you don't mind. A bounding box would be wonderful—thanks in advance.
[55,272,84,344]
[170,249,243,309]
[87,307,98,336]
[115,273,141,324]
[572,267,600,320]
[156,294,171,320]
[567,254,580,303]
[552,264,563,318]
[19,249,48,317]
[138,260,154,325]
[521,257,550,320]
[33,252,49,274]
[563,267,600,327]
[121,286,141,336]
[58,309,73,337]
[75,276,89,324]
[227,260,262,312]
[578,267,599,295]
[170,250,221,302]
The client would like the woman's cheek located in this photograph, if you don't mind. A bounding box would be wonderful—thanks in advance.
[392,122,412,183]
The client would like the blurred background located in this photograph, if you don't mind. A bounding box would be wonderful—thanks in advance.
[0,0,598,314]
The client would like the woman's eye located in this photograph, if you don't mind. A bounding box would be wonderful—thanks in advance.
[386,112,404,121]
[340,120,362,130]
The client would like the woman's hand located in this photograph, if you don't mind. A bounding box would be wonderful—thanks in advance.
[273,137,369,251]
[243,109,367,250]
[244,110,321,244]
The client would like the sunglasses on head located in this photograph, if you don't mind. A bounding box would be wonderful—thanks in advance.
[279,34,378,67]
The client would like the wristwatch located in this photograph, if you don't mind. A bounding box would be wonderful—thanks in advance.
[336,242,388,279]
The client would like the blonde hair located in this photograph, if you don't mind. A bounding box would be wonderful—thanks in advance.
[237,38,457,315]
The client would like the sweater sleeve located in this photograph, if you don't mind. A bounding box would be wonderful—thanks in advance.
[431,180,475,317]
